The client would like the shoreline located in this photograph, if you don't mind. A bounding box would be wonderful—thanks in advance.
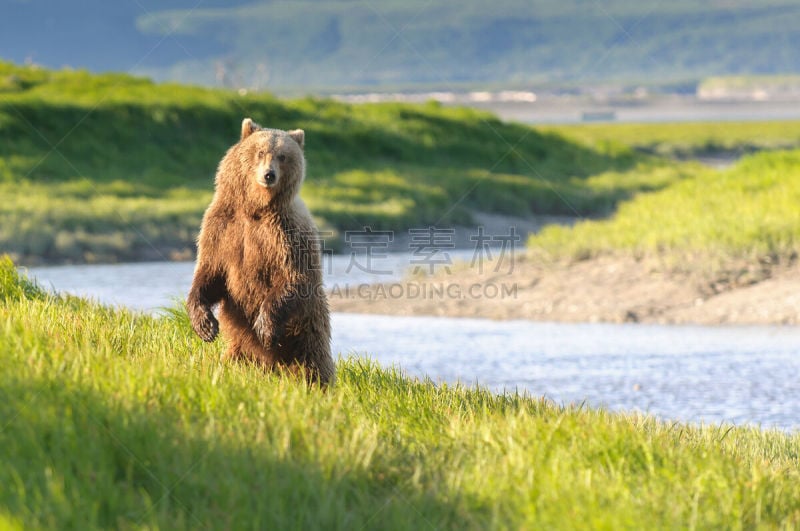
[22,251,800,327]
[329,254,800,326]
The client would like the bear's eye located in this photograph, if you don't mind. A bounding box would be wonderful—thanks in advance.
[277,154,287,163]
[257,150,266,159]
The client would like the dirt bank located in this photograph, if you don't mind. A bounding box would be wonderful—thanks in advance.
[329,254,800,326]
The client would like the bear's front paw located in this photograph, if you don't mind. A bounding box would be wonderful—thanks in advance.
[191,307,219,342]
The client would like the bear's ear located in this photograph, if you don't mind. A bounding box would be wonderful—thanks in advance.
[288,129,305,150]
[241,118,259,141]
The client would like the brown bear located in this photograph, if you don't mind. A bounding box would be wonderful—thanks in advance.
[187,118,335,385]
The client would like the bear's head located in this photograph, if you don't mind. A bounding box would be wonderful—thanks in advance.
[217,118,306,211]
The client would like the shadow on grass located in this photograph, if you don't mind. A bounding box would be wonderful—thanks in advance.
[0,376,484,530]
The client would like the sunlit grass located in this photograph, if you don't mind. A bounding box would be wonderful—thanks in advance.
[0,182,210,263]
[8,61,800,265]
[2,257,800,528]
[2,61,682,263]
[529,150,800,267]
[545,120,800,158]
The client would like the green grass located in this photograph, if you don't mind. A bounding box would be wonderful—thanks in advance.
[530,122,800,271]
[545,120,800,158]
[3,257,800,528]
[530,149,800,267]
[0,180,210,262]
[2,60,681,264]
[8,62,800,266]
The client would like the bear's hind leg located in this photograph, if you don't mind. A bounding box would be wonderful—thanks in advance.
[222,340,244,362]
[218,301,250,362]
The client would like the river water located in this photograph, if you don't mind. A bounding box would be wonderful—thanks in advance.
[24,257,800,431]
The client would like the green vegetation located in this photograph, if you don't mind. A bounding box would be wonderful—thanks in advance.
[6,61,800,266]
[546,120,800,158]
[1,257,800,529]
[530,121,800,269]
[0,181,210,263]
[530,150,800,266]
[2,61,676,264]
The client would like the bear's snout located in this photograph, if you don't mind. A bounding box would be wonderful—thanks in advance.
[263,169,278,187]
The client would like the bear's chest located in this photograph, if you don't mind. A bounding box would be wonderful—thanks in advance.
[227,217,295,294]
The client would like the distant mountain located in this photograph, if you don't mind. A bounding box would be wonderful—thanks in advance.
[3,0,800,92]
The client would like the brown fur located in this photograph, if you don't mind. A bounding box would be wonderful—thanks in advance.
[187,118,334,385]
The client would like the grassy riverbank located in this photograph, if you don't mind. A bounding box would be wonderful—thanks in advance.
[7,61,800,265]
[530,149,800,271]
[2,61,669,264]
[2,258,800,528]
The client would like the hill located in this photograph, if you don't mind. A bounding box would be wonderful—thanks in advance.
[4,1,800,91]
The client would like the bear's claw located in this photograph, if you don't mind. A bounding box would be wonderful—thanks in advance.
[254,310,272,345]
[191,307,219,342]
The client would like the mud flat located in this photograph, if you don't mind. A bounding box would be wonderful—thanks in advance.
[329,254,800,326]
